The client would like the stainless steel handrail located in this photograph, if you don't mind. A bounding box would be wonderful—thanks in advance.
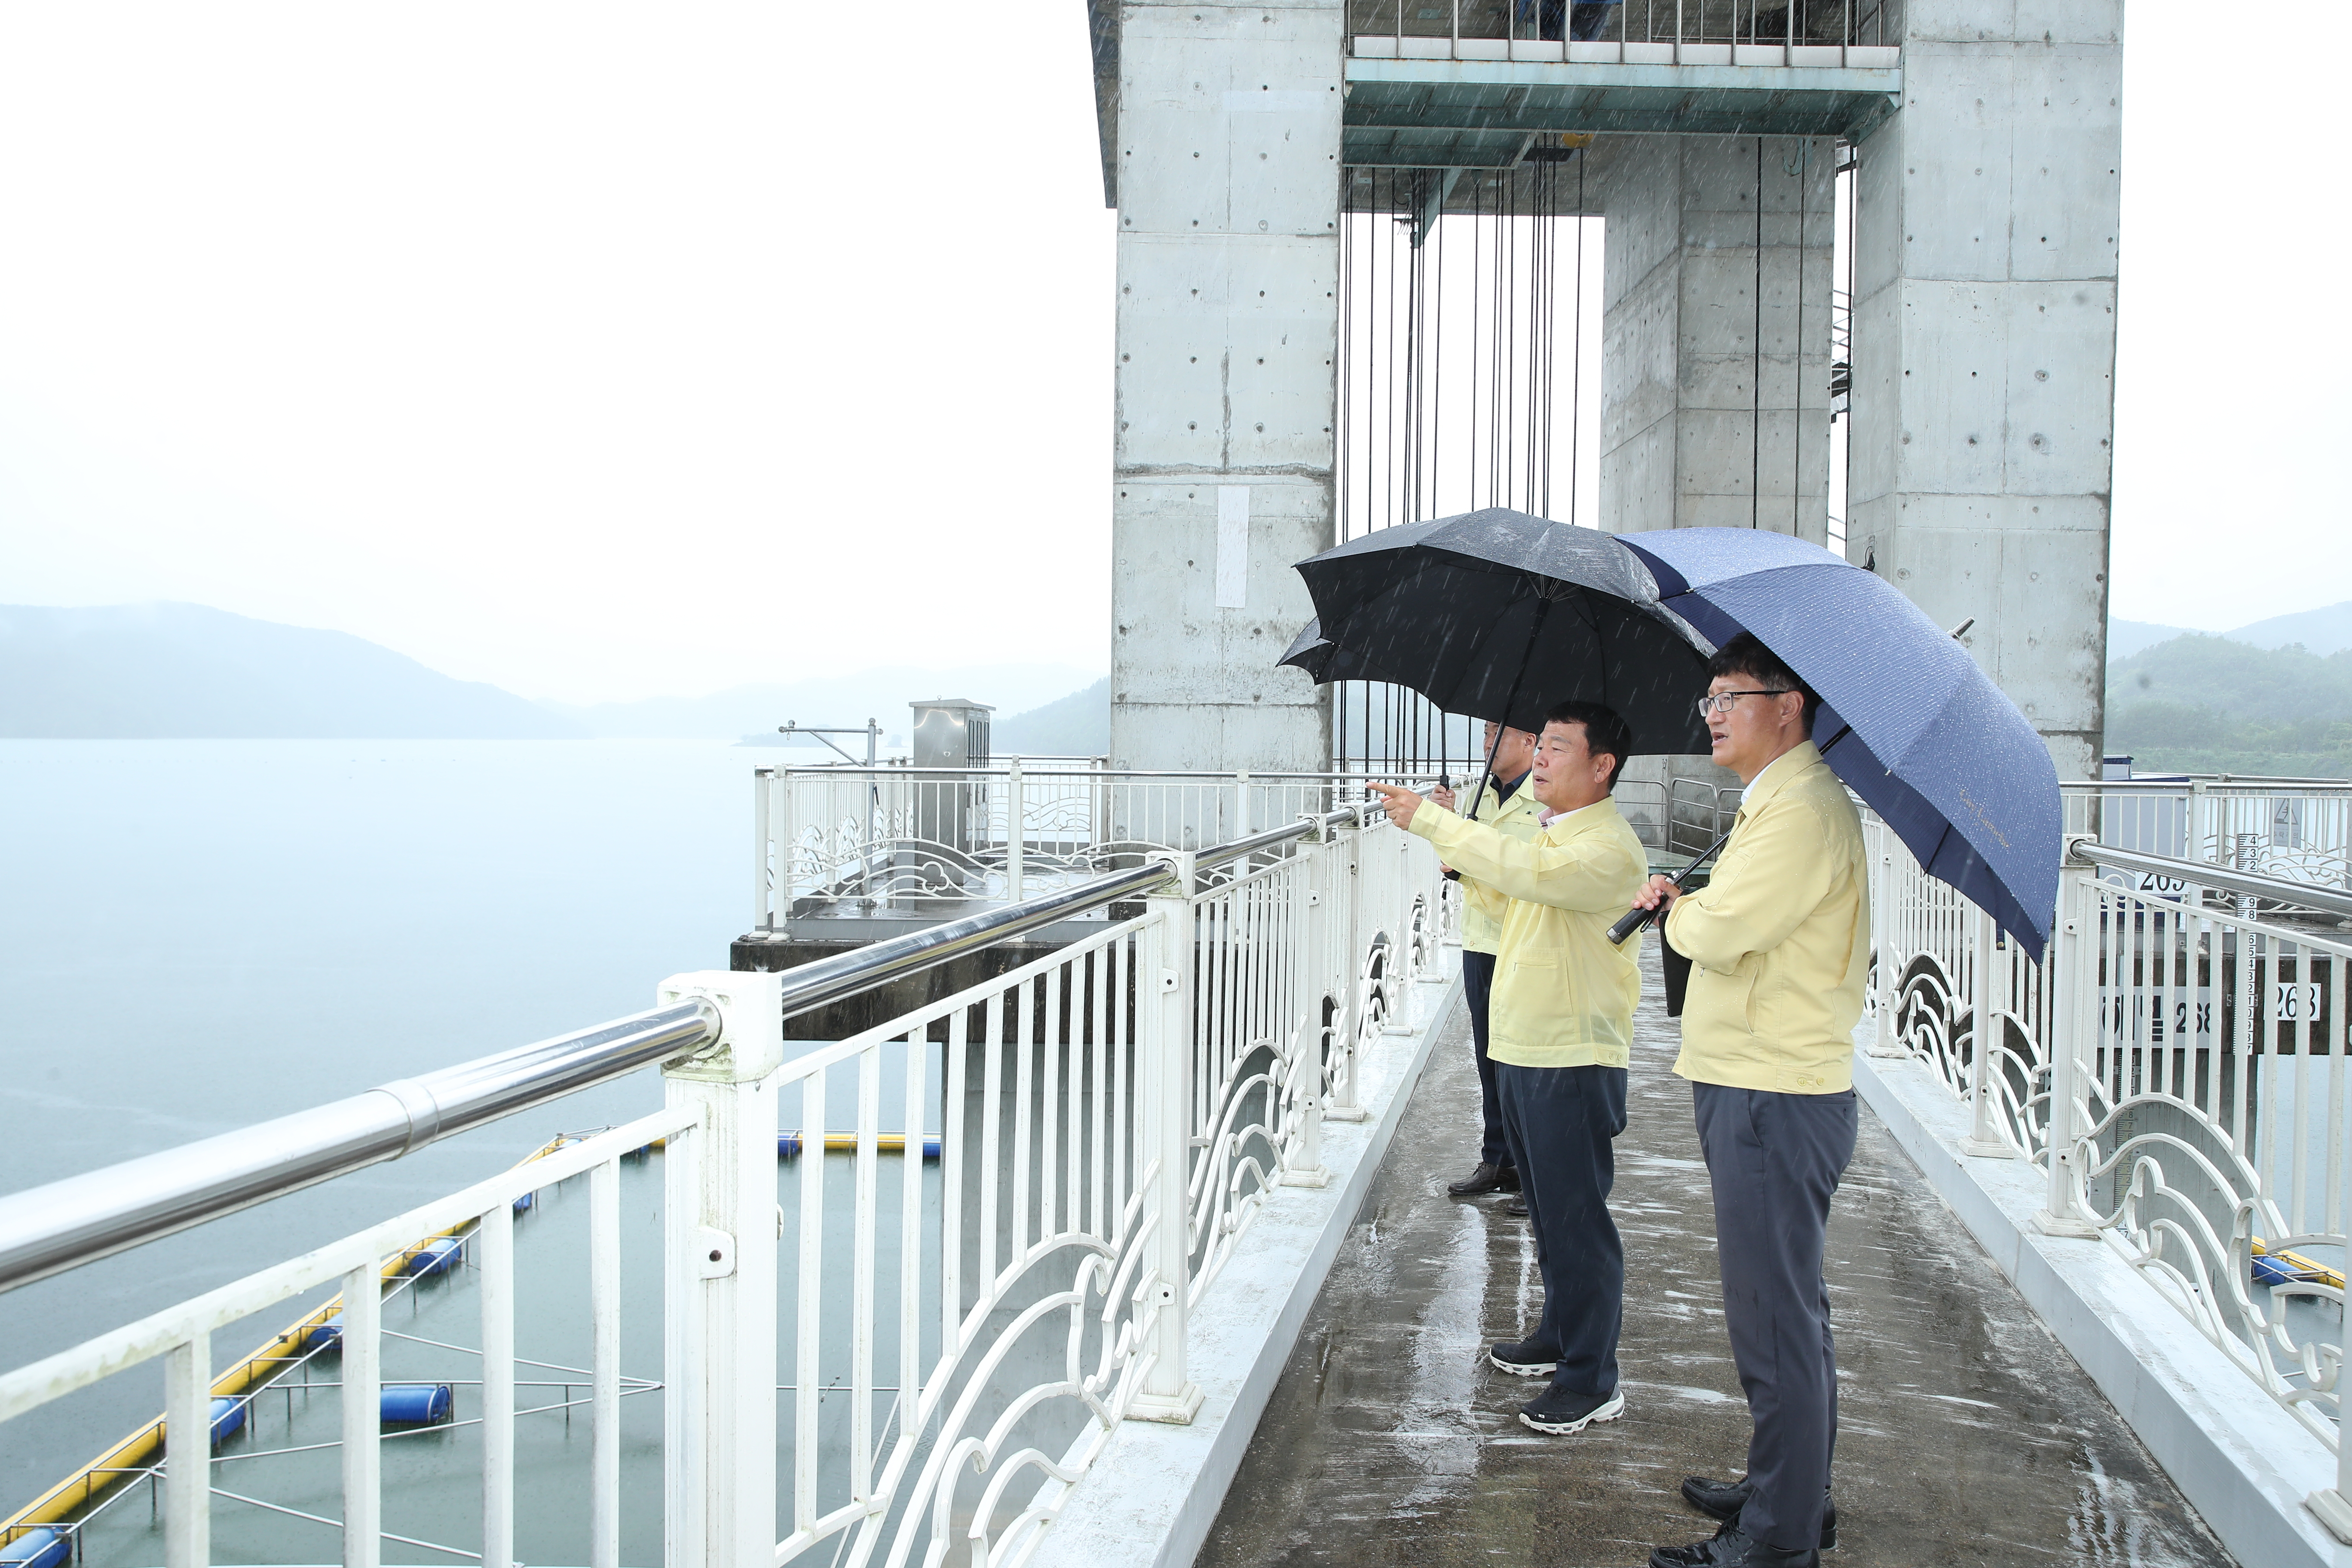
[2067,837,2352,923]
[772,806,1367,1025]
[0,804,1383,1295]
[0,1001,720,1295]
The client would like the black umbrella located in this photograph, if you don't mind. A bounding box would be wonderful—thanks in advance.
[1277,618,1419,688]
[1288,508,1715,759]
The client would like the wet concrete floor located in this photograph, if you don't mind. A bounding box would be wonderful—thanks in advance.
[1199,952,2235,1568]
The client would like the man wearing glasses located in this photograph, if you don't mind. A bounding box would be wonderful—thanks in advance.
[1629,633,1869,1568]
[1366,701,1647,1440]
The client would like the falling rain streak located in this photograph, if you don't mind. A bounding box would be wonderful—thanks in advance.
[1333,155,1604,777]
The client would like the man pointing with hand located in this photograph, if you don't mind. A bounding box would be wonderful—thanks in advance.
[1367,700,1647,1440]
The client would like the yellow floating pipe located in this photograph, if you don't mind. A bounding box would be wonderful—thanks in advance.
[776,1131,941,1158]
[1,1132,583,1549]
[2251,1236,2345,1289]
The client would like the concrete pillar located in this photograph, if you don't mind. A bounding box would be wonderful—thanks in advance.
[1106,1,1341,774]
[1848,4,2123,780]
[1592,132,1836,806]
[1596,134,1838,545]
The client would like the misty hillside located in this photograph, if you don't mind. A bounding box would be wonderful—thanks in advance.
[2107,617,2196,661]
[2107,601,2352,662]
[0,604,584,739]
[550,664,1104,744]
[994,678,1109,756]
[2223,600,2352,656]
[2105,634,2352,778]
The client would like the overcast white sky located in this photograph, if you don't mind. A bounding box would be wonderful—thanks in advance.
[0,3,2337,704]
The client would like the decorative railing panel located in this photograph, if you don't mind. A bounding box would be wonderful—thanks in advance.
[2066,779,2352,901]
[1345,0,1903,64]
[1,796,1453,1568]
[1865,808,2350,1457]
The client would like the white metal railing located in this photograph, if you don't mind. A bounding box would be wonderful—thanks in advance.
[1346,0,1903,67]
[1864,817,2352,1466]
[753,761,1731,932]
[2066,778,2352,899]
[752,763,1432,928]
[1,802,1452,1568]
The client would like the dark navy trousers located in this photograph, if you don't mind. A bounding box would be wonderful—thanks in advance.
[1692,1083,1859,1555]
[1495,1061,1628,1398]
[1460,951,1512,1170]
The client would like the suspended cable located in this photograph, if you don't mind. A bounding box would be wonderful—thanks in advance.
[1430,170,1445,517]
[1793,138,1806,537]
[1752,135,1764,529]
[1569,149,1586,527]
[1345,181,1364,540]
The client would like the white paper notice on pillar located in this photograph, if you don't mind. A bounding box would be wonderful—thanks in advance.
[1215,487,1250,610]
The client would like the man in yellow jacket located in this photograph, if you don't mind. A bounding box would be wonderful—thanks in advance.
[1434,721,1545,1202]
[1368,701,1648,1439]
[1632,634,1868,1568]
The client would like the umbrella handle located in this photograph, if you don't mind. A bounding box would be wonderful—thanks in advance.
[1605,904,1658,945]
[1606,824,1738,947]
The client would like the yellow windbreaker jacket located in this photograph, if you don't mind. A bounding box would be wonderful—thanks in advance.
[1409,794,1649,1069]
[1663,741,1871,1094]
[1456,775,1547,956]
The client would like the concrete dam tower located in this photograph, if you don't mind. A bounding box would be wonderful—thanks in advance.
[1090,3,2120,782]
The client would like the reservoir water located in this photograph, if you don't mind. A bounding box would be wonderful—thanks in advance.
[0,739,754,1517]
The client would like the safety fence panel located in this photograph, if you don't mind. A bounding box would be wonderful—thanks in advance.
[0,1110,695,1568]
[2064,780,2352,902]
[3,807,1455,1568]
[1864,810,2349,1454]
[2046,869,2350,1452]
[753,766,1437,928]
[1346,0,1904,64]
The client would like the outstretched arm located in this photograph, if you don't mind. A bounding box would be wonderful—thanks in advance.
[1368,784,1640,913]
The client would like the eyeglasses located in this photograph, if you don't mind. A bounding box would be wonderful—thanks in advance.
[1695,689,1793,718]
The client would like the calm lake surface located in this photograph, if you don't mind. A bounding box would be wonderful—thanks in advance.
[0,739,756,1513]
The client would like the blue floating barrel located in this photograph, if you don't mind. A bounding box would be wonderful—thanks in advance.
[512,1190,535,1215]
[208,1396,246,1444]
[380,1383,453,1424]
[0,1527,70,1568]
[404,1237,463,1277]
[2253,1252,2295,1287]
[303,1312,342,1351]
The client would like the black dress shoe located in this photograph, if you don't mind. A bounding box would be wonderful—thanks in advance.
[1504,1194,1528,1217]
[1648,1525,1818,1568]
[1681,1475,1752,1521]
[1680,1476,1837,1550]
[1446,1161,1519,1197]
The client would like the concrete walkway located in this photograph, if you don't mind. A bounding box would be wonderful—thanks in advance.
[1197,952,2236,1568]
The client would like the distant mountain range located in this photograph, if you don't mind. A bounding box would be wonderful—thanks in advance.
[549,665,1103,747]
[0,603,581,738]
[0,602,1106,744]
[2111,601,2352,661]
